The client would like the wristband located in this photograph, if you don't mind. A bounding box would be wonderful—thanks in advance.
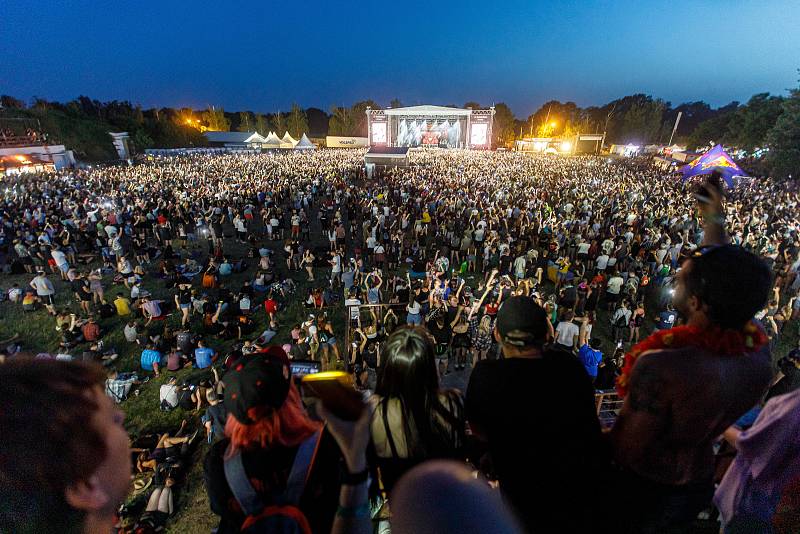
[336,503,371,519]
[340,465,370,485]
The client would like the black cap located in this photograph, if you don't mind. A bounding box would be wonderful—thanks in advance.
[223,346,291,424]
[495,296,549,347]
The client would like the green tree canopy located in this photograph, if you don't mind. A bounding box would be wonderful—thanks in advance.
[286,103,309,138]
[766,79,800,179]
[201,106,230,131]
[237,111,253,132]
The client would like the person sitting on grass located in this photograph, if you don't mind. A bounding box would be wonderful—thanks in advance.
[113,292,132,316]
[194,340,216,369]
[141,296,168,325]
[140,343,163,377]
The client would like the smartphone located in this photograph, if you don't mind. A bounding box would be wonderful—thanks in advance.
[290,359,322,376]
[302,371,365,421]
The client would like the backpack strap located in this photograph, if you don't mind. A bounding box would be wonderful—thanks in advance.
[284,429,322,505]
[223,446,264,517]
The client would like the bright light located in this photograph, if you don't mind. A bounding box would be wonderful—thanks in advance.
[550,122,557,128]
[533,141,546,151]
[559,141,572,152]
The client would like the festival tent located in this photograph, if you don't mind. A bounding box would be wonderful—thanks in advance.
[281,132,298,147]
[294,134,316,150]
[262,132,283,149]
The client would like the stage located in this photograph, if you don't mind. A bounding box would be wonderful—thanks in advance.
[366,105,495,150]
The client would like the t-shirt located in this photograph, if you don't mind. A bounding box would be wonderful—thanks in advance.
[578,344,604,378]
[140,349,162,371]
[195,347,215,369]
[124,324,139,342]
[159,384,179,408]
[466,353,603,533]
[606,276,624,294]
[554,321,580,347]
[114,297,132,316]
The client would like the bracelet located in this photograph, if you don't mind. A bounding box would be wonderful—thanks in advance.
[340,465,370,485]
[336,503,371,519]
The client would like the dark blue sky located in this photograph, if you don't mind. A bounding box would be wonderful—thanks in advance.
[3,0,799,116]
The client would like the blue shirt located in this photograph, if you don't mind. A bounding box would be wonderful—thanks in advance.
[578,344,603,378]
[140,349,162,371]
[194,347,215,369]
[218,263,232,276]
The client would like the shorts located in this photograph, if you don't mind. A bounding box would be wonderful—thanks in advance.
[58,263,69,273]
[40,294,54,305]
[452,333,470,349]
[435,343,449,361]
[180,303,191,309]
[606,292,620,303]
[406,312,422,325]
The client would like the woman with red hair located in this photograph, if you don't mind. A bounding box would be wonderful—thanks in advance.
[204,346,344,533]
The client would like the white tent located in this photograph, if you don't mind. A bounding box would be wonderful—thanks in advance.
[294,133,316,150]
[281,131,298,147]
[262,131,283,149]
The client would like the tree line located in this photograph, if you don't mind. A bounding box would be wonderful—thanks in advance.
[1,78,797,177]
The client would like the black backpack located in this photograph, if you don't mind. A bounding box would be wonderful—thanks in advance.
[223,430,321,534]
[100,302,116,319]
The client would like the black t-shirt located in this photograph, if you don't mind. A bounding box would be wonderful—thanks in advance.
[465,350,606,533]
[427,321,451,346]
[204,429,341,534]
[176,331,196,354]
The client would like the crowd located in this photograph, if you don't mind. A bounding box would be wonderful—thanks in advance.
[1,148,799,534]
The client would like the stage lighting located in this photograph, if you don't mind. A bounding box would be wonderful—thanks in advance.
[560,141,572,152]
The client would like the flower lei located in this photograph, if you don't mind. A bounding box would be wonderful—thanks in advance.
[616,321,768,397]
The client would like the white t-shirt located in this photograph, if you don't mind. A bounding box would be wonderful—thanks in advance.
[555,321,579,347]
[577,242,591,255]
[51,249,67,266]
[607,276,624,294]
[596,254,609,271]
[159,384,178,408]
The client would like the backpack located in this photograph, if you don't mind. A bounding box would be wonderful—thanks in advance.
[224,430,321,534]
[100,302,116,318]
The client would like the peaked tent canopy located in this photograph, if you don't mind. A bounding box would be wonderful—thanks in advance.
[281,132,298,146]
[294,134,316,150]
[262,131,283,149]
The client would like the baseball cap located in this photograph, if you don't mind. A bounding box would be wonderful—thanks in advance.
[223,346,292,424]
[495,296,549,347]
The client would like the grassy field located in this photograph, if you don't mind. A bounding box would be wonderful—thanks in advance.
[1,231,795,532]
[0,231,347,532]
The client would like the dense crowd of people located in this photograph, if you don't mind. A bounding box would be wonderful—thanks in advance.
[1,148,799,533]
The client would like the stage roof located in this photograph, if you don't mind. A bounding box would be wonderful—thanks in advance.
[384,105,472,117]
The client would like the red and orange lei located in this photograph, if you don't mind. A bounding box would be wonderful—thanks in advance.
[616,321,768,397]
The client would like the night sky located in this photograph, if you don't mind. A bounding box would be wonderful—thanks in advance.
[3,0,799,116]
